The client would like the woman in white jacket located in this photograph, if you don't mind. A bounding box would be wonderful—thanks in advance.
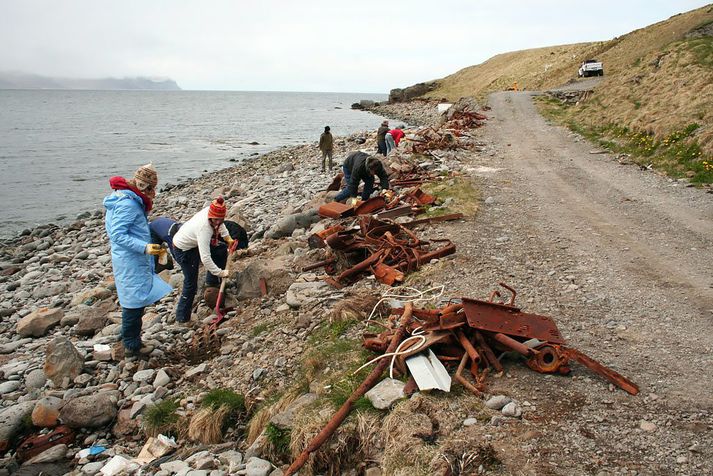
[172,197,235,323]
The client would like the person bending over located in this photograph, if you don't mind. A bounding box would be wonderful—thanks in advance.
[334,151,390,202]
[171,197,236,323]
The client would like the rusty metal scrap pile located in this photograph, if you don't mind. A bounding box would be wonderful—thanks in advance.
[363,283,640,396]
[406,109,487,155]
[307,214,458,288]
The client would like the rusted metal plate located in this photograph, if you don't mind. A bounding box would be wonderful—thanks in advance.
[461,297,565,344]
[318,201,354,219]
[16,425,75,462]
[354,196,386,215]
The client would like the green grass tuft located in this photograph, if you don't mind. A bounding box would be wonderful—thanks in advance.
[265,423,291,456]
[201,388,246,413]
[143,399,180,436]
[537,96,712,184]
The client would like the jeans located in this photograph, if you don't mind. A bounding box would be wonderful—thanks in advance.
[321,150,333,171]
[122,306,145,351]
[385,134,395,154]
[377,141,387,156]
[173,244,228,322]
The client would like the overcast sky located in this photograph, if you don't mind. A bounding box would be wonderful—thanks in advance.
[1,1,710,93]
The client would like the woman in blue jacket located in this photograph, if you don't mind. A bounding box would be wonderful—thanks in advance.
[103,164,172,357]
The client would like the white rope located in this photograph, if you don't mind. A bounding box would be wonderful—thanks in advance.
[353,285,446,377]
[365,284,445,325]
[352,331,427,377]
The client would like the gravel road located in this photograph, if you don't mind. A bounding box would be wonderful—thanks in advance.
[434,91,713,474]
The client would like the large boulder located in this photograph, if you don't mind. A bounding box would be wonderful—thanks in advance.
[16,308,64,337]
[74,300,115,336]
[234,257,293,299]
[59,393,117,429]
[388,81,440,103]
[264,210,320,239]
[0,401,36,451]
[44,337,84,386]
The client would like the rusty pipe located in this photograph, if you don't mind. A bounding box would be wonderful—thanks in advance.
[492,333,538,357]
[285,303,414,475]
[455,329,480,364]
[336,249,385,282]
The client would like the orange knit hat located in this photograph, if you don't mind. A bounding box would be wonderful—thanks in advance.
[208,196,227,219]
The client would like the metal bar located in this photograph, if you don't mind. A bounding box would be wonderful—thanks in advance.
[564,347,640,395]
[492,332,538,357]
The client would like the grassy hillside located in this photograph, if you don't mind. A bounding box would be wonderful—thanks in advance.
[420,4,713,179]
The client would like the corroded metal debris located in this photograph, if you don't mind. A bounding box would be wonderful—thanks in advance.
[363,283,639,396]
[307,215,456,287]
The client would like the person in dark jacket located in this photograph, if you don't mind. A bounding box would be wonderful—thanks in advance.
[318,126,334,172]
[334,151,390,202]
[376,120,389,156]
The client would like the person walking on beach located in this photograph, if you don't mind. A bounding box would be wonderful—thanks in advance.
[104,164,172,358]
[376,120,389,156]
[334,151,390,202]
[319,126,334,172]
[171,197,236,324]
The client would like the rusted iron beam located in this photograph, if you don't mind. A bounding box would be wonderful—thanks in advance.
[564,347,640,395]
[286,304,414,476]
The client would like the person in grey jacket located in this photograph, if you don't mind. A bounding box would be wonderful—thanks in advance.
[334,151,390,202]
[376,120,389,156]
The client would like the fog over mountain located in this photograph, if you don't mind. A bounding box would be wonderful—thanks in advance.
[0,71,181,90]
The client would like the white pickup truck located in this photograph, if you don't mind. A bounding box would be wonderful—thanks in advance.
[578,59,604,77]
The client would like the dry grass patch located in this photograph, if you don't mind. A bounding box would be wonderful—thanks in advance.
[423,5,713,102]
[289,402,382,476]
[422,176,480,218]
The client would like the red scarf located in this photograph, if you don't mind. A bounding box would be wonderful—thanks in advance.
[109,176,153,212]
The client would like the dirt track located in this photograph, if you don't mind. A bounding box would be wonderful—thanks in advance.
[437,91,713,474]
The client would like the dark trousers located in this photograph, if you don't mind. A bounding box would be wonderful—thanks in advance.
[173,244,228,322]
[377,141,387,156]
[122,306,145,351]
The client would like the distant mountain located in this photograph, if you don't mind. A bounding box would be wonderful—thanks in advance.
[0,71,181,90]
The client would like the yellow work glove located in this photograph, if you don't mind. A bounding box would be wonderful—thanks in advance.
[225,236,235,247]
[145,244,162,256]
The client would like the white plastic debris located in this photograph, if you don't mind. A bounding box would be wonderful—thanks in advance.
[101,455,138,476]
[405,349,451,391]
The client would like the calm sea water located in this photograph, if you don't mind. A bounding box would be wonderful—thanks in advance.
[0,90,389,237]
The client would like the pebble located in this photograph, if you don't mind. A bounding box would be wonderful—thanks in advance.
[485,395,511,410]
[639,420,657,432]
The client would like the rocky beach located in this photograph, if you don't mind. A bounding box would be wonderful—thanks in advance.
[0,97,711,476]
